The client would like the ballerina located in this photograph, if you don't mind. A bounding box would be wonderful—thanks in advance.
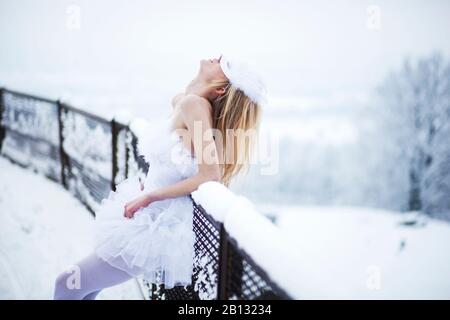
[53,54,266,299]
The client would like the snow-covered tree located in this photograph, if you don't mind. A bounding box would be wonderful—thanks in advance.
[377,52,450,219]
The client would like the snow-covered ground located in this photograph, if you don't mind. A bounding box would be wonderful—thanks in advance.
[272,205,450,299]
[0,157,142,300]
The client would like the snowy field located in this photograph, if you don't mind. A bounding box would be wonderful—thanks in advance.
[272,206,450,299]
[0,157,142,300]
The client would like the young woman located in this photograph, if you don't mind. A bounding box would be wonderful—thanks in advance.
[53,54,266,299]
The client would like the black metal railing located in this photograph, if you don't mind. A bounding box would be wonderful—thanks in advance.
[0,87,291,300]
[149,201,291,300]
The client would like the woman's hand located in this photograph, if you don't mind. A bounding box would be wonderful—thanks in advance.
[123,193,154,219]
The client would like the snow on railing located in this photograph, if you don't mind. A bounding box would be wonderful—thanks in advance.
[0,87,292,300]
[192,182,297,299]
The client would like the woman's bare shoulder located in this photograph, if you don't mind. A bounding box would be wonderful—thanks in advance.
[171,92,186,109]
[179,94,213,117]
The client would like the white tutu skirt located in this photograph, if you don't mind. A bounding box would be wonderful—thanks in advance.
[95,119,195,288]
[94,173,196,289]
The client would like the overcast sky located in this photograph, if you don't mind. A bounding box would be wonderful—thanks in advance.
[0,0,449,117]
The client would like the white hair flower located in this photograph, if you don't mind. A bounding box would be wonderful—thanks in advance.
[219,54,267,106]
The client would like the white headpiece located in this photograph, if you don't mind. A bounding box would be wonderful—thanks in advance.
[219,54,267,106]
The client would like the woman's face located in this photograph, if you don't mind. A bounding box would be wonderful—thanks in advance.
[199,55,227,81]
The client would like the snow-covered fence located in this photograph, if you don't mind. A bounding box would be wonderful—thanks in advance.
[0,88,292,300]
[0,88,145,213]
[191,198,292,300]
[0,88,62,182]
[147,197,292,300]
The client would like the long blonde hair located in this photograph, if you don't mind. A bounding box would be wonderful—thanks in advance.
[208,79,262,187]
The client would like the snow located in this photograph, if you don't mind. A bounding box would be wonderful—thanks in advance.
[1,144,449,299]
[192,254,218,300]
[61,111,112,180]
[129,117,152,137]
[191,181,236,223]
[224,196,308,299]
[193,182,450,299]
[0,91,62,180]
[269,205,450,299]
[0,157,142,300]
[115,128,129,184]
[113,109,133,125]
[193,182,319,298]
[1,92,59,145]
[1,132,61,180]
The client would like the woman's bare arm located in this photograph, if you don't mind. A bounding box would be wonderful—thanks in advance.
[124,95,221,218]
[148,95,220,201]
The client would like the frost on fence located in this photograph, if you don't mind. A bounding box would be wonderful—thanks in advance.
[191,203,220,299]
[115,127,128,184]
[125,129,150,186]
[0,92,61,180]
[193,254,217,299]
[146,202,220,300]
[1,92,59,144]
[62,111,112,179]
[61,110,112,211]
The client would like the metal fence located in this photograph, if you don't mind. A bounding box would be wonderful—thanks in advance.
[0,87,291,300]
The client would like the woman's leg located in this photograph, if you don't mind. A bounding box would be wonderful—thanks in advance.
[82,290,101,300]
[53,253,133,300]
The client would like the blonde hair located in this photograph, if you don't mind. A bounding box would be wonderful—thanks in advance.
[208,79,262,187]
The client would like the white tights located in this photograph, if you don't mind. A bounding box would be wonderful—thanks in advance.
[53,253,133,300]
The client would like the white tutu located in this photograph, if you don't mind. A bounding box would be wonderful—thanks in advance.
[94,119,198,289]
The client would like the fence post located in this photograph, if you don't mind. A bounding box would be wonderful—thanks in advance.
[217,224,229,300]
[57,100,67,189]
[0,88,5,152]
[124,126,130,179]
[111,118,118,191]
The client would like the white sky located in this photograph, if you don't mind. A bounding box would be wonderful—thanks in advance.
[0,0,449,116]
